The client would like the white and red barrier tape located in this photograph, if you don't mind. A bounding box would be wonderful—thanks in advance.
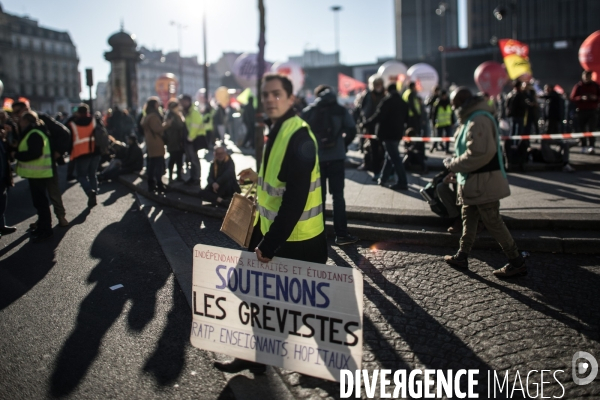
[360,131,600,142]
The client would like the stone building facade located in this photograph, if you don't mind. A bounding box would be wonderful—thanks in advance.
[0,3,80,113]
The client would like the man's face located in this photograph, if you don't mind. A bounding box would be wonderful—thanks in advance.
[261,79,294,121]
[373,82,384,93]
[180,99,191,110]
[11,106,26,123]
[214,147,227,162]
[583,73,592,83]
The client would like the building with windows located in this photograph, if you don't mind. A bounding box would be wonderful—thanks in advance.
[136,46,220,110]
[0,3,80,113]
[289,49,339,68]
[466,0,600,50]
[394,0,459,60]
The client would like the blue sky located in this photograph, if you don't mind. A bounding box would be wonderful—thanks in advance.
[3,0,467,98]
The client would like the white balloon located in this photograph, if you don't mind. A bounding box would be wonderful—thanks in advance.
[407,63,439,99]
[270,61,305,94]
[232,53,272,89]
[377,60,408,88]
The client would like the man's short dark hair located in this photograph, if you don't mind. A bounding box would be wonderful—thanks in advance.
[77,103,90,114]
[179,94,192,102]
[314,85,332,96]
[11,101,27,112]
[409,82,416,89]
[387,83,397,93]
[262,74,294,97]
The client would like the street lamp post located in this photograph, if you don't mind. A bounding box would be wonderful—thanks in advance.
[436,2,448,89]
[170,21,187,94]
[255,0,266,170]
[493,0,517,40]
[331,6,342,64]
[203,4,210,106]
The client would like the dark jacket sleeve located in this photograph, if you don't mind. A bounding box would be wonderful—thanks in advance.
[215,158,236,186]
[341,108,357,146]
[15,131,44,162]
[121,144,143,171]
[257,127,315,259]
[363,96,389,132]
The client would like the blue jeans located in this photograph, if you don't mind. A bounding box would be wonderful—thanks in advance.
[320,160,348,237]
[75,155,100,194]
[380,140,407,187]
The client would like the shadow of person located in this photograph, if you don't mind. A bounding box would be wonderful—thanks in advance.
[0,208,90,311]
[101,181,131,207]
[142,276,190,386]
[49,206,171,397]
[330,244,506,398]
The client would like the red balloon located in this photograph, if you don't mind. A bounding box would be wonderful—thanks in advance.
[474,61,509,97]
[579,31,600,73]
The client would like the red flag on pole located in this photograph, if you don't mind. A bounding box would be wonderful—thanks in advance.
[338,73,367,97]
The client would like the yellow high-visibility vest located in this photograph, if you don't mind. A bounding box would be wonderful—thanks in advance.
[435,104,453,128]
[256,116,323,241]
[16,129,53,179]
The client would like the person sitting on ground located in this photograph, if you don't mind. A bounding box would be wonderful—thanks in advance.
[403,127,428,173]
[98,134,143,181]
[198,145,241,207]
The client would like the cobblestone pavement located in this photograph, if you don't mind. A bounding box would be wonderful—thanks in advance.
[165,207,600,399]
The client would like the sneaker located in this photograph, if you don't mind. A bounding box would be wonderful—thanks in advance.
[586,147,596,155]
[444,251,469,268]
[0,226,17,235]
[562,163,575,173]
[58,215,70,227]
[31,229,54,243]
[335,235,359,246]
[87,190,97,208]
[29,222,38,230]
[493,255,527,278]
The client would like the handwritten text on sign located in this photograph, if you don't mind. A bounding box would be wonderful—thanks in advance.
[190,244,363,382]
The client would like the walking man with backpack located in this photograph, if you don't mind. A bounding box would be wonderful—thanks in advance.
[443,87,526,278]
[66,104,106,208]
[11,101,70,227]
[302,85,359,245]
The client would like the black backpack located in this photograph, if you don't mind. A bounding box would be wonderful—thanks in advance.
[92,118,110,156]
[39,114,71,155]
[309,106,338,149]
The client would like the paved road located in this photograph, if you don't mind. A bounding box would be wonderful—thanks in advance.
[0,169,234,399]
[2,164,600,399]
[166,205,600,399]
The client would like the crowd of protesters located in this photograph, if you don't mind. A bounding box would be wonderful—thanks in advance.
[1,70,598,246]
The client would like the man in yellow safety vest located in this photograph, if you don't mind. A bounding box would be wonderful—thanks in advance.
[213,73,327,375]
[14,111,54,242]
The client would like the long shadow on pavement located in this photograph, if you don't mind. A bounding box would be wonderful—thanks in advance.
[285,244,508,399]
[49,205,172,397]
[0,208,90,311]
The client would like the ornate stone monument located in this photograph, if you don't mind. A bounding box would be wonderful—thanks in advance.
[104,25,141,111]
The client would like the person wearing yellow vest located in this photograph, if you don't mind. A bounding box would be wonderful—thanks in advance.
[402,81,422,134]
[67,104,102,207]
[14,111,54,242]
[214,74,327,375]
[430,90,456,154]
[179,94,205,187]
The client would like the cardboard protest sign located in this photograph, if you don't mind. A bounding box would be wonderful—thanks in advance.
[190,244,363,382]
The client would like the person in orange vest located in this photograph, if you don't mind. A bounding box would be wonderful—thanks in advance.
[66,104,102,207]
